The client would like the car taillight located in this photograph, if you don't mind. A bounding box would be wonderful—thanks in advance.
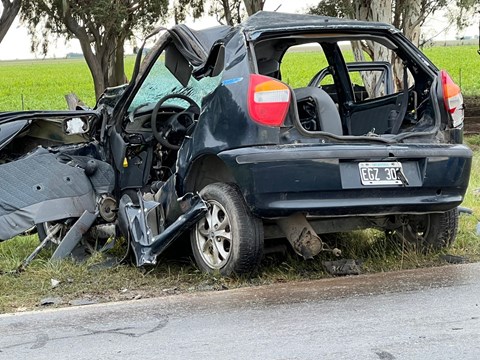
[441,70,464,128]
[248,74,291,126]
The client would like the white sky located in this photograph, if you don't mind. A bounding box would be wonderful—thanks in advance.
[0,0,478,61]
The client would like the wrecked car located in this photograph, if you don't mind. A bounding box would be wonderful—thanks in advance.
[0,12,472,275]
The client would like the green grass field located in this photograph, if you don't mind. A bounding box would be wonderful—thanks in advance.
[0,45,478,111]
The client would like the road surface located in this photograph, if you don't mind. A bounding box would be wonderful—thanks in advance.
[1,263,479,359]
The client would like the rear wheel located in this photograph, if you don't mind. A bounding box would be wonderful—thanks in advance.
[388,208,459,252]
[191,183,264,276]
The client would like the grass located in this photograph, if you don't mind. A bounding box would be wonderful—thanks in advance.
[0,57,136,111]
[422,45,480,96]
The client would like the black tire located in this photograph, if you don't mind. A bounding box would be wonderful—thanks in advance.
[388,208,459,252]
[191,182,264,276]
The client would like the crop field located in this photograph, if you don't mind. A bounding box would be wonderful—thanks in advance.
[0,45,478,111]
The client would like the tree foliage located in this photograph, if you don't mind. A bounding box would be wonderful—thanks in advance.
[308,0,478,89]
[174,0,264,26]
[0,0,21,43]
[21,0,169,99]
[309,0,477,47]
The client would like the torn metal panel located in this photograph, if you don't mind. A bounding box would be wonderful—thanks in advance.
[0,120,30,150]
[51,210,98,259]
[0,150,95,240]
[118,193,207,267]
[242,11,396,41]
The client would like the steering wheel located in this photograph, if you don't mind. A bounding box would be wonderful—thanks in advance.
[150,94,200,150]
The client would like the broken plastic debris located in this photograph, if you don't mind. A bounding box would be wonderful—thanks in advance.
[322,259,363,276]
[441,254,467,264]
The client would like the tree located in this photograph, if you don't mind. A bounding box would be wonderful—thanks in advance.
[243,0,264,16]
[0,0,21,44]
[174,0,265,26]
[21,0,169,99]
[309,0,477,89]
[310,0,478,48]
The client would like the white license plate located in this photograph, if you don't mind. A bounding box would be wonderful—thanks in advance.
[359,162,403,186]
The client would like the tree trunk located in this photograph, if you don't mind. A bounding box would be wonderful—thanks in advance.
[221,0,234,26]
[352,0,392,97]
[108,38,127,87]
[0,0,21,44]
[393,0,421,88]
[243,0,264,16]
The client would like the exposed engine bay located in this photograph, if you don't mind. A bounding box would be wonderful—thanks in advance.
[0,102,206,269]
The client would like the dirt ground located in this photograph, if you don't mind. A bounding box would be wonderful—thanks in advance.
[465,96,480,134]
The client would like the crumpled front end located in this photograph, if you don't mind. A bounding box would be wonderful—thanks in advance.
[0,149,97,240]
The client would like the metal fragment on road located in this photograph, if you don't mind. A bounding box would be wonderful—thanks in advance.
[40,297,63,306]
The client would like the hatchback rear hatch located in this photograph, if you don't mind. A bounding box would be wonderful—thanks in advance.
[244,11,464,144]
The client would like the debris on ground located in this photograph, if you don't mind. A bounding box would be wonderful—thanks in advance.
[441,254,467,264]
[322,259,363,276]
[51,279,61,289]
[40,297,63,306]
[69,298,98,306]
[458,206,473,215]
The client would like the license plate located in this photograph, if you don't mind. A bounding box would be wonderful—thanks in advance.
[358,162,403,186]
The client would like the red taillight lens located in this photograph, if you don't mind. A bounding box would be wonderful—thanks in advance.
[248,74,291,126]
[441,70,464,127]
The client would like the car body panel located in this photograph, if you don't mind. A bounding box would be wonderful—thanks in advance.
[217,144,472,217]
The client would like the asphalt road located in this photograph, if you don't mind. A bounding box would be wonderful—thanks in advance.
[1,263,479,360]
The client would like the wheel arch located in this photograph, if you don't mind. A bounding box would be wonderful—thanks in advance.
[184,154,237,193]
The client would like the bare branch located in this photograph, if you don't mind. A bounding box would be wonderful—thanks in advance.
[0,0,21,43]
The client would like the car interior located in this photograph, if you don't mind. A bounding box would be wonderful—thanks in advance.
[254,35,435,137]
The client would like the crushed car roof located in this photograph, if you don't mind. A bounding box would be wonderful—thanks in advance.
[241,11,397,40]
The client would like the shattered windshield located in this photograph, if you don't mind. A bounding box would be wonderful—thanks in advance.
[128,55,221,112]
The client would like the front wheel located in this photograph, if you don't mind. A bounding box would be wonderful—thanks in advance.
[387,208,459,252]
[37,220,75,245]
[191,183,264,276]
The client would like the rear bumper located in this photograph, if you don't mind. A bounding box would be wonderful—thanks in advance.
[218,143,472,218]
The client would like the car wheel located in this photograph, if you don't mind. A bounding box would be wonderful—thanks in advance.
[191,182,264,276]
[37,221,72,245]
[387,208,459,252]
